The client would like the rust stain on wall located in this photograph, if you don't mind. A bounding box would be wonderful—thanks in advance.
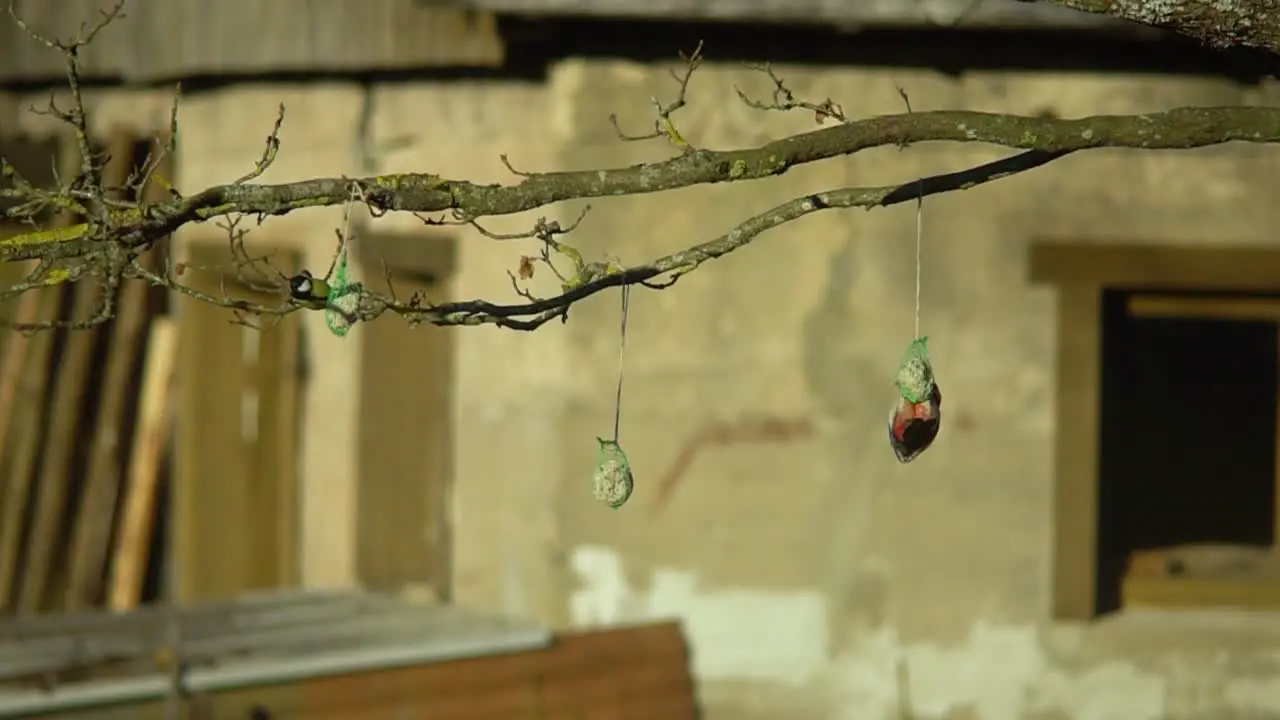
[651,414,816,515]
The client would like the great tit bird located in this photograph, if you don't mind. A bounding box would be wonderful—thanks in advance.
[288,270,331,310]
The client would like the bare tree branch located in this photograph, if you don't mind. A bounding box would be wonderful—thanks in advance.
[1042,0,1280,53]
[3,0,1280,331]
[8,105,1275,265]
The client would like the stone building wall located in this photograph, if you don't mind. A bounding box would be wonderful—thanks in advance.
[7,59,1280,720]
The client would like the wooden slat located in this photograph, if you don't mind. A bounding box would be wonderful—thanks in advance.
[0,590,548,682]
[175,248,249,604]
[0,134,82,613]
[14,133,119,615]
[175,244,301,603]
[455,0,1126,27]
[1123,576,1280,611]
[356,231,457,282]
[108,318,177,613]
[0,288,61,612]
[1127,294,1280,321]
[301,623,693,720]
[17,282,101,614]
[64,133,151,612]
[0,0,504,83]
[0,290,40,472]
[246,314,301,590]
[1051,284,1102,620]
[1030,242,1280,290]
[357,272,453,596]
[0,281,43,576]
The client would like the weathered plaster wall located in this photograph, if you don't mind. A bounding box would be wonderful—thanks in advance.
[12,59,1280,720]
[527,64,1280,720]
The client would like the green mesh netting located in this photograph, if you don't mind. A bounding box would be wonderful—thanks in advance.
[324,250,361,337]
[592,437,634,509]
[894,336,935,404]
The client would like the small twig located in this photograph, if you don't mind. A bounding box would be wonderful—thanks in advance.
[499,153,533,177]
[135,83,182,199]
[609,41,704,152]
[895,86,915,150]
[9,0,125,211]
[380,257,397,302]
[735,62,847,125]
[466,205,591,242]
[233,104,286,185]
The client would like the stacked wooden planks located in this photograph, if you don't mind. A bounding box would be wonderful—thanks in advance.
[0,588,697,720]
[0,131,177,616]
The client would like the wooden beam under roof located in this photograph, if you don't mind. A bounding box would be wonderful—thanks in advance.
[0,0,1149,84]
[0,0,504,83]
[450,0,1133,29]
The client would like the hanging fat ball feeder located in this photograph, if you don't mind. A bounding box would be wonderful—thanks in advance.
[591,279,635,509]
[322,247,362,337]
[888,336,943,463]
[592,437,634,509]
[887,177,943,464]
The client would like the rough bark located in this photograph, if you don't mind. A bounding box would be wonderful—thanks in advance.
[1046,0,1280,53]
[7,0,1280,330]
[6,105,1278,266]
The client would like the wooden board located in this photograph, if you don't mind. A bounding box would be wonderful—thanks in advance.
[174,251,249,604]
[64,133,152,611]
[0,589,552,719]
[1128,294,1280,321]
[0,287,61,612]
[0,289,41,472]
[17,135,135,615]
[455,0,1123,28]
[0,134,83,612]
[1050,284,1102,621]
[1,0,504,83]
[1123,575,1280,611]
[108,318,178,612]
[16,283,103,614]
[356,272,453,597]
[246,313,302,589]
[174,244,302,603]
[1030,242,1280,291]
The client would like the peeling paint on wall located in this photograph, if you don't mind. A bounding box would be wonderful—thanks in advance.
[568,545,1204,720]
[830,622,1166,720]
[1225,675,1280,715]
[569,544,830,686]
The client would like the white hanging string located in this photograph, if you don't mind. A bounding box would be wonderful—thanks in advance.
[914,179,923,340]
[612,283,631,444]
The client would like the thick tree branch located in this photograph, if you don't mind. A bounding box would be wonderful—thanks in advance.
[1045,0,1280,54]
[5,105,1277,266]
[5,0,1280,332]
[445,148,1071,330]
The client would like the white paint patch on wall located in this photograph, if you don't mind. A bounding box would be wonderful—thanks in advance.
[830,622,1166,720]
[1225,676,1280,715]
[1033,658,1165,720]
[569,544,830,687]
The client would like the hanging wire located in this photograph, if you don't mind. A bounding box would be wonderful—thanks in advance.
[612,282,631,443]
[592,280,636,509]
[914,178,923,340]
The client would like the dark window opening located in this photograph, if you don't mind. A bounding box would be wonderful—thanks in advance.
[1095,289,1279,614]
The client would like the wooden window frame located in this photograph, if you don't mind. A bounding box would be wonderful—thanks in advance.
[1031,241,1280,619]
[353,231,456,600]
[175,243,303,603]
